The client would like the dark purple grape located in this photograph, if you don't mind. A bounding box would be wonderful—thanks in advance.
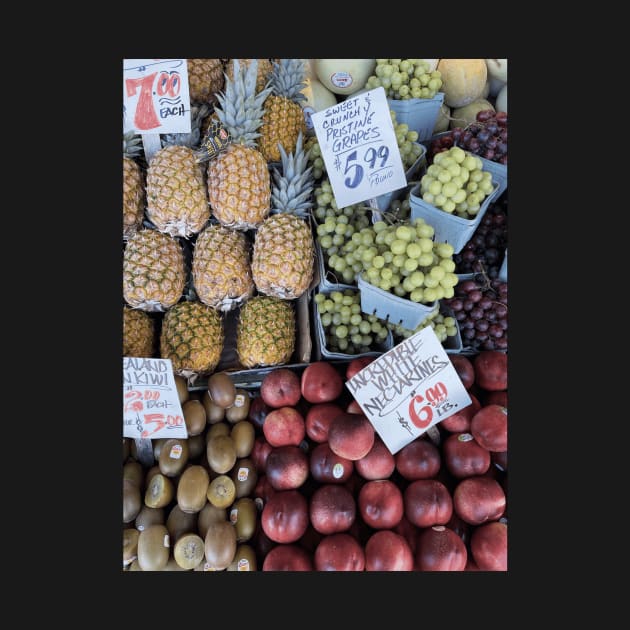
[454,311,467,323]
[463,328,476,341]
[497,141,508,154]
[500,155,508,165]
[451,127,463,140]
[486,122,499,136]
[498,318,508,331]
[459,280,479,293]
[485,248,500,263]
[463,300,474,312]
[482,339,496,351]
[479,297,493,311]
[495,304,507,319]
[475,319,489,332]
[486,234,499,248]
[469,307,483,320]
[488,324,504,339]
[462,131,473,145]
[488,267,499,279]
[495,338,508,350]
[475,332,489,343]
[492,214,506,227]
[449,298,464,312]
[477,129,491,144]
[462,320,475,330]
[472,235,485,248]
[468,138,480,152]
[496,112,507,127]
[469,123,482,135]
[469,289,483,303]
[476,110,494,123]
[485,310,497,322]
[483,149,496,161]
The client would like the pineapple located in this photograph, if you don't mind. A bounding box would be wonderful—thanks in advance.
[252,132,315,299]
[160,300,224,378]
[123,132,145,240]
[146,143,209,238]
[236,296,295,368]
[225,59,272,94]
[123,306,156,357]
[123,229,185,311]
[192,224,254,311]
[207,59,273,230]
[186,59,224,104]
[258,59,308,163]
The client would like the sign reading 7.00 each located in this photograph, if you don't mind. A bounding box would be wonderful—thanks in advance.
[123,59,191,134]
[346,327,472,455]
[123,358,187,440]
[311,86,406,209]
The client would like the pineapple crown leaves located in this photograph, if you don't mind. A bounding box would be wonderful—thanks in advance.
[161,103,211,149]
[270,59,307,102]
[123,132,143,158]
[270,132,315,218]
[215,59,273,146]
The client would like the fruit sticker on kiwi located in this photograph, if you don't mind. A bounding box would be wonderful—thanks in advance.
[123,59,191,134]
[345,326,472,454]
[169,444,183,459]
[237,467,249,482]
[311,86,406,209]
[233,394,245,408]
[237,559,250,571]
[123,358,187,440]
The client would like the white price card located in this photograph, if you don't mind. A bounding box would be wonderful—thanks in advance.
[311,86,406,209]
[123,59,191,134]
[123,358,188,439]
[346,327,472,454]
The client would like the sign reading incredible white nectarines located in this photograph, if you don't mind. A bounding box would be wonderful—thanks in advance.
[346,327,472,454]
[123,358,187,439]
[311,86,406,209]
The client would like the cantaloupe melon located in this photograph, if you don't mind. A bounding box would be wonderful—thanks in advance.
[437,59,487,108]
[433,103,451,134]
[450,99,495,130]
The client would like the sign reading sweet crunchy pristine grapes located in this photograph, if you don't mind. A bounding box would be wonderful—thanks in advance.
[311,86,406,209]
[346,327,471,454]
[123,59,191,134]
[123,358,187,439]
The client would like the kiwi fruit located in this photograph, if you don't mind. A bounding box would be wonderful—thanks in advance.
[202,390,226,424]
[123,528,140,567]
[177,465,210,513]
[197,502,226,538]
[230,421,255,458]
[227,544,257,571]
[137,524,170,571]
[153,438,168,460]
[174,375,189,404]
[206,422,231,442]
[187,433,206,460]
[123,461,143,523]
[183,399,207,436]
[206,435,237,474]
[204,520,237,570]
[166,504,198,542]
[123,438,130,462]
[145,465,161,486]
[174,533,205,569]
[230,497,257,543]
[231,458,258,498]
[158,438,189,477]
[207,474,236,509]
[193,559,223,571]
[208,372,236,409]
[162,555,191,571]
[128,558,143,571]
[226,390,251,423]
[135,505,165,532]
[144,473,174,509]
[123,461,144,489]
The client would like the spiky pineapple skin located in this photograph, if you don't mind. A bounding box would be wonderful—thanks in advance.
[193,225,254,311]
[123,306,156,357]
[123,229,185,311]
[236,297,295,368]
[207,144,270,229]
[187,59,224,104]
[226,59,272,93]
[146,145,209,238]
[123,156,144,240]
[259,97,307,163]
[160,301,224,377]
[252,214,314,299]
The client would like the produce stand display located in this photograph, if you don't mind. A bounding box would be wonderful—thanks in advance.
[123,58,508,571]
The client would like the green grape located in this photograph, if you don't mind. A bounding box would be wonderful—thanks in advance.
[361,232,375,246]
[342,269,355,284]
[351,303,361,314]
[392,254,406,268]
[332,234,345,246]
[434,286,445,300]
[335,325,348,339]
[350,314,362,326]
[423,275,439,289]
[409,270,425,287]
[372,256,385,269]
[382,251,394,264]
[321,313,332,327]
[393,285,406,297]
[380,267,393,281]
[352,262,362,274]
[381,64,394,77]
[399,85,410,97]
[349,334,362,346]
[373,221,388,233]
[367,267,380,282]
[361,335,373,346]
[404,257,418,272]
[402,276,416,293]
[379,279,392,291]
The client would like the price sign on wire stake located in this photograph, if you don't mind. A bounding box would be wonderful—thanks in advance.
[123,358,187,440]
[123,59,191,134]
[311,86,406,209]
[346,327,472,454]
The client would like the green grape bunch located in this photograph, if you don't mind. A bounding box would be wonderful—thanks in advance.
[315,289,389,355]
[388,306,458,343]
[365,59,443,100]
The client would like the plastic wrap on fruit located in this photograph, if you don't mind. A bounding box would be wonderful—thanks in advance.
[195,119,231,163]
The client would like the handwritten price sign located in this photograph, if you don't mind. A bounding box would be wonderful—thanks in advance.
[346,327,472,454]
[123,357,187,439]
[311,86,406,209]
[123,59,191,134]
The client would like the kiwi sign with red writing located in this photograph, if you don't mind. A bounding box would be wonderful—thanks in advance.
[123,357,187,439]
[123,59,191,134]
[346,327,472,454]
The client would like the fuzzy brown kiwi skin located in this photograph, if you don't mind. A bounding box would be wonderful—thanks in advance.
[174,375,190,405]
[183,399,207,436]
[137,524,171,571]
[135,505,165,532]
[166,504,198,542]
[144,473,174,509]
[159,439,190,477]
[187,434,206,461]
[226,390,251,423]
[208,372,237,409]
[123,461,144,523]
[231,420,255,458]
[197,502,227,539]
[206,435,237,475]
[202,391,226,424]
[177,465,210,514]
[123,528,140,566]
[227,544,258,571]
[207,422,231,442]
[231,458,258,498]
[204,520,237,570]
[231,497,257,543]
